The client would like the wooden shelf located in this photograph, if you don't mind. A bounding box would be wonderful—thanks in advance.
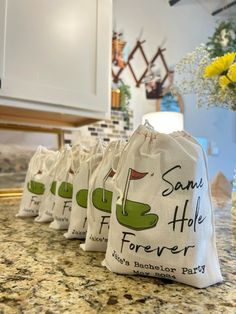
[0,105,97,128]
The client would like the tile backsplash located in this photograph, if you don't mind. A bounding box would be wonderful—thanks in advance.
[71,110,134,145]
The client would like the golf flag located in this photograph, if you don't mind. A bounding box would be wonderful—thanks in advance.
[121,168,148,215]
[108,169,116,178]
[129,168,148,180]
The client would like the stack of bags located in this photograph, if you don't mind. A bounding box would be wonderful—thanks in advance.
[16,124,223,288]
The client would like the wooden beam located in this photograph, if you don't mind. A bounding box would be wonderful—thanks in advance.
[0,188,23,199]
[0,105,96,127]
[0,122,66,134]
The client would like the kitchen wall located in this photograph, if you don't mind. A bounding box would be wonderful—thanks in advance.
[72,110,133,145]
[113,0,236,180]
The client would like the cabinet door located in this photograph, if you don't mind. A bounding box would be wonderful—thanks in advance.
[0,0,112,114]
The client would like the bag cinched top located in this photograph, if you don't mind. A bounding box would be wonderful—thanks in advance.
[81,139,125,252]
[16,146,54,218]
[64,140,106,239]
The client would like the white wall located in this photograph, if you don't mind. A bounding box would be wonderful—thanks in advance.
[113,0,236,180]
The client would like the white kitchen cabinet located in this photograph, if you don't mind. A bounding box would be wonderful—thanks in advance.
[0,0,112,123]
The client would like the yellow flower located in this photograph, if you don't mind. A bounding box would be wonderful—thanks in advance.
[219,75,231,89]
[219,62,236,91]
[228,62,236,82]
[204,52,236,78]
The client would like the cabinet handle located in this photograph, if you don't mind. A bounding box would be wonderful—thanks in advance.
[0,79,1,89]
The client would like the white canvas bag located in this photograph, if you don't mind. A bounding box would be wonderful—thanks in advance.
[34,150,60,223]
[71,144,83,171]
[36,144,83,223]
[81,140,124,251]
[103,125,222,288]
[16,146,51,218]
[49,145,75,230]
[64,141,105,239]
[34,151,63,223]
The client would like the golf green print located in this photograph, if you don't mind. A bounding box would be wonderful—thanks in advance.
[92,168,116,213]
[116,168,159,231]
[50,181,57,195]
[27,180,45,195]
[58,182,73,198]
[76,189,88,208]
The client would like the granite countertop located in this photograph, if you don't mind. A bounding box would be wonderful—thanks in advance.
[0,199,235,314]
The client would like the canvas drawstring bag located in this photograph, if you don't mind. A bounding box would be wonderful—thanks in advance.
[81,140,125,251]
[49,145,75,230]
[34,148,65,223]
[36,144,84,223]
[64,140,105,239]
[34,150,61,223]
[16,146,52,218]
[71,144,83,171]
[103,125,222,288]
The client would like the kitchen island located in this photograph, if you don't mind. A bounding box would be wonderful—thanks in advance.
[0,199,235,314]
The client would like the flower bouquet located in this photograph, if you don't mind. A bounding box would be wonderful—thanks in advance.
[174,45,236,214]
[173,45,236,111]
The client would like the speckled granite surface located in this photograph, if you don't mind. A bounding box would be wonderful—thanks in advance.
[0,199,235,314]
